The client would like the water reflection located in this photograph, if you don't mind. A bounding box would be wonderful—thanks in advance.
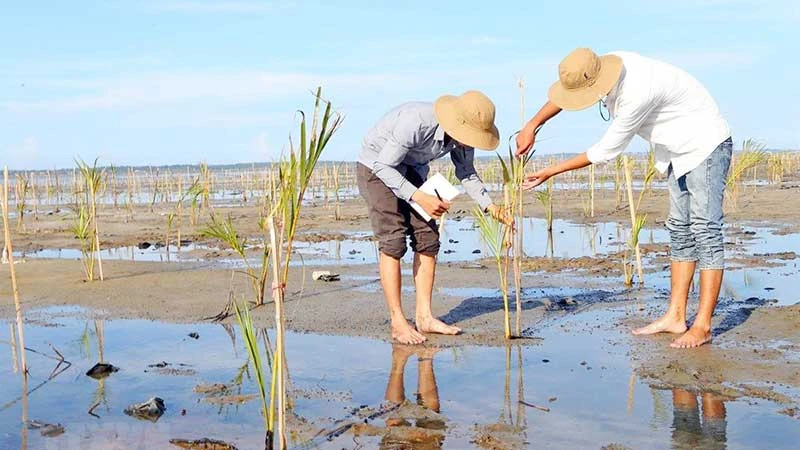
[380,344,445,449]
[671,389,727,450]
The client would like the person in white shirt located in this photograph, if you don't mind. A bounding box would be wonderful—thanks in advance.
[516,48,732,349]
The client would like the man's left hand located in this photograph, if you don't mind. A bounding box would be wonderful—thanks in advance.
[487,204,514,226]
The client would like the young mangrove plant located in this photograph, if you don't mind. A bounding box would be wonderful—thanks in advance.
[14,173,30,232]
[76,158,105,281]
[726,139,767,209]
[265,87,343,448]
[622,156,645,286]
[202,213,270,306]
[70,206,95,281]
[233,300,272,446]
[474,206,512,339]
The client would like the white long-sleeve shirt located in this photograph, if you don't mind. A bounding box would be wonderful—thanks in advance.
[586,51,731,177]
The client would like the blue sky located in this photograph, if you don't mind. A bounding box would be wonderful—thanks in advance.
[1,0,797,170]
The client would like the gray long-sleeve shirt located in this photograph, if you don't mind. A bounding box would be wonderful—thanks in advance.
[358,102,493,210]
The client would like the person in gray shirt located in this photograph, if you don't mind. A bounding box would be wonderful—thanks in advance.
[357,90,510,345]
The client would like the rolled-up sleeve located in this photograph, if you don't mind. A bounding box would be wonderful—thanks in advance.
[586,95,658,164]
[371,123,419,201]
[450,147,493,210]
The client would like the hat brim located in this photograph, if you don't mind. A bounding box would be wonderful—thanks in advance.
[548,54,623,111]
[434,95,500,150]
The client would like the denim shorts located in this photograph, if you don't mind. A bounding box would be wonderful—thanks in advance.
[666,137,733,270]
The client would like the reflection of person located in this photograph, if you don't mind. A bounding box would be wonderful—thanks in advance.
[671,389,727,450]
[381,345,445,449]
[358,92,512,345]
[516,48,732,348]
[385,345,441,415]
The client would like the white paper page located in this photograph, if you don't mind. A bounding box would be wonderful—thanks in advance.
[407,172,460,221]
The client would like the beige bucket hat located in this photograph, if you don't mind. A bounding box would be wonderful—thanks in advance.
[434,90,500,150]
[548,48,623,111]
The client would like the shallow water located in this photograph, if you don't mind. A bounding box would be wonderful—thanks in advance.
[1,306,797,449]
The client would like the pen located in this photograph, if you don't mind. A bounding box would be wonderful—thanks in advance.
[434,189,443,201]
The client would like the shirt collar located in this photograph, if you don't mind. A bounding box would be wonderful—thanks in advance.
[434,124,446,142]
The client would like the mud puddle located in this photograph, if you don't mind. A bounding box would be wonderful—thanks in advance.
[1,305,797,449]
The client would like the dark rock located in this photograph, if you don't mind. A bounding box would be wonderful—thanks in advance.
[86,362,119,379]
[443,249,456,254]
[137,242,152,249]
[26,420,65,437]
[148,361,169,368]
[124,397,166,422]
[448,239,459,244]
[541,359,550,363]
[472,249,481,254]
[188,332,200,339]
[580,361,587,366]
[348,249,361,255]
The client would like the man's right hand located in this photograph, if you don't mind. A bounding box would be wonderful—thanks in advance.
[515,123,537,157]
[411,191,451,220]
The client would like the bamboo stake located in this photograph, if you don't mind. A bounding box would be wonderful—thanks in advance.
[2,167,28,374]
[513,77,525,338]
[267,214,287,449]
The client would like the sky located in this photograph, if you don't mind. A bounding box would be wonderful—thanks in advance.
[1,0,798,170]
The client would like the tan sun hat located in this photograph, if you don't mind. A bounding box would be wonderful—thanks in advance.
[434,90,500,150]
[548,48,623,111]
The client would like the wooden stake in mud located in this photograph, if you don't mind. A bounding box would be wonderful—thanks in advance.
[1,167,28,374]
[267,214,287,450]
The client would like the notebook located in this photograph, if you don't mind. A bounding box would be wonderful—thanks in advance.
[407,172,460,222]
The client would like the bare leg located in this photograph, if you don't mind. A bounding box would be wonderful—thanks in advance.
[385,344,413,427]
[380,252,426,345]
[385,344,414,404]
[416,347,441,412]
[632,261,693,335]
[671,269,722,348]
[413,253,461,336]
[701,392,726,420]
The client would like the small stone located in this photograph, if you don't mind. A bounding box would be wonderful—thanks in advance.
[86,362,119,379]
[188,332,199,340]
[472,249,481,254]
[137,242,152,249]
[580,361,587,366]
[548,397,558,402]
[312,271,340,282]
[124,397,166,422]
[542,359,550,363]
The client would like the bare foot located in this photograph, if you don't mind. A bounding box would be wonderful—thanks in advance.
[392,319,427,345]
[632,314,688,336]
[670,326,712,348]
[416,316,461,336]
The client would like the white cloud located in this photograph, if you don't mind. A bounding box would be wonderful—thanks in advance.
[1,71,418,113]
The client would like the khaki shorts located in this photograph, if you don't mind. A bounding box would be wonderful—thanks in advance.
[357,163,440,260]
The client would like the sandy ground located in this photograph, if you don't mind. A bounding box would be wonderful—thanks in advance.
[2,183,799,416]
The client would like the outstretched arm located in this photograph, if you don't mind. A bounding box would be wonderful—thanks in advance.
[522,153,591,190]
[515,101,562,156]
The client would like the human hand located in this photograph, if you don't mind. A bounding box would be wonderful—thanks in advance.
[522,167,554,190]
[412,191,451,219]
[515,123,538,157]
[487,204,513,226]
